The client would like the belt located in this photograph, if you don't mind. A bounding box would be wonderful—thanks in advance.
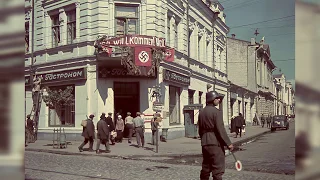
[202,129,214,133]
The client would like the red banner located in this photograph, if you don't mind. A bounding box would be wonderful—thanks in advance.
[164,48,175,62]
[134,47,152,67]
[99,35,166,48]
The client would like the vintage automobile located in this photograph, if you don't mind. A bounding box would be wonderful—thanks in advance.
[271,115,289,131]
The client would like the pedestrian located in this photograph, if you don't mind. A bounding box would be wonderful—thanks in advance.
[241,114,246,135]
[96,113,110,154]
[253,113,258,126]
[115,115,124,143]
[26,115,34,143]
[198,91,234,180]
[234,113,244,138]
[78,114,95,152]
[267,114,271,128]
[261,114,265,128]
[125,112,134,143]
[105,112,116,145]
[151,113,161,145]
[132,112,145,148]
[32,75,41,109]
[230,116,237,134]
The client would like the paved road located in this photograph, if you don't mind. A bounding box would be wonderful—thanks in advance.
[137,121,295,175]
[25,151,294,180]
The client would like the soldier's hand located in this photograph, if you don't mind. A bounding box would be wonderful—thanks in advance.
[228,144,234,151]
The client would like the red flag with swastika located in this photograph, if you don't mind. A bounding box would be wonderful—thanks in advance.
[134,47,152,67]
[164,48,175,62]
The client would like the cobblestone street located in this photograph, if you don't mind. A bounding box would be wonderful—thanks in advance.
[25,151,294,180]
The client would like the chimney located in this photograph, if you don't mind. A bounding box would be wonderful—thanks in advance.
[231,34,236,38]
[251,37,255,45]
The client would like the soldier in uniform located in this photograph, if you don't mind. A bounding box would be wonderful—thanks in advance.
[96,113,110,154]
[198,91,234,180]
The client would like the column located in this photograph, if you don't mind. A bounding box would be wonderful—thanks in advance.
[141,0,147,35]
[109,0,115,35]
[75,2,81,40]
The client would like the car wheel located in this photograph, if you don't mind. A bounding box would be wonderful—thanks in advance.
[286,126,289,130]
[271,128,275,132]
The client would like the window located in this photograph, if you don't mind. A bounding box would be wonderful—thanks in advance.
[115,5,138,36]
[169,86,180,125]
[174,21,178,49]
[188,89,195,104]
[48,85,75,127]
[238,100,241,114]
[25,22,29,53]
[206,41,210,61]
[66,9,76,44]
[199,91,203,104]
[0,84,9,152]
[167,15,171,46]
[51,14,60,47]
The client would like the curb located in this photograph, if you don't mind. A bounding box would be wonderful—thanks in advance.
[25,129,270,159]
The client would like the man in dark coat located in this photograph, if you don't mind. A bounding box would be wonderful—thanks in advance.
[261,114,266,128]
[78,114,95,152]
[198,91,234,180]
[105,112,115,145]
[151,113,161,145]
[234,113,245,138]
[267,114,272,128]
[26,114,34,143]
[96,113,110,154]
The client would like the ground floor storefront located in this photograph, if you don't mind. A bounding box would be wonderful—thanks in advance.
[25,61,231,141]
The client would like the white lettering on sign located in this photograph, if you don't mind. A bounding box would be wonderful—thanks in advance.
[44,71,83,81]
[100,35,166,48]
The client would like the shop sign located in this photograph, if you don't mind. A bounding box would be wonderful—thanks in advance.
[25,68,86,85]
[99,67,156,78]
[98,35,166,48]
[153,102,164,112]
[183,104,203,111]
[163,69,190,86]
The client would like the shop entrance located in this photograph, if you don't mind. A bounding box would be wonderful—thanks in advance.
[114,82,140,137]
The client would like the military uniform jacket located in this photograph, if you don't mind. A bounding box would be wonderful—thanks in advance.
[97,119,109,140]
[198,104,231,147]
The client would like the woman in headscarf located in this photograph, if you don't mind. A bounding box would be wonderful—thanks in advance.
[115,115,124,143]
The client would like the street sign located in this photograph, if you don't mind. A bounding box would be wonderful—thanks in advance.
[152,102,164,112]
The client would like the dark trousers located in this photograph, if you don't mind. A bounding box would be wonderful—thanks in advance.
[261,121,265,128]
[135,127,144,147]
[200,145,225,180]
[152,130,158,145]
[32,91,39,108]
[236,127,242,137]
[126,124,133,142]
[96,138,110,151]
[116,130,123,142]
[79,137,94,150]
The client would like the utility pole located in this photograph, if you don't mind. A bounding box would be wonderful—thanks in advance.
[31,0,35,77]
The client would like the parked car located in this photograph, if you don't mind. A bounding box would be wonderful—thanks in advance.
[271,115,289,131]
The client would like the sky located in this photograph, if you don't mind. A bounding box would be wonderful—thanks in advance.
[220,0,295,86]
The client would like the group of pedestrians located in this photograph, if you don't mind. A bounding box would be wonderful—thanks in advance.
[78,111,161,154]
[260,114,272,128]
[230,113,246,138]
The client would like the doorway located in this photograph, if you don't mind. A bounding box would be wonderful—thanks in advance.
[114,82,140,137]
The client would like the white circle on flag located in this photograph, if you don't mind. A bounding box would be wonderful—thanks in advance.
[138,51,149,63]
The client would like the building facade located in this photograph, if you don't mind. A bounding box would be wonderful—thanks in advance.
[273,73,295,115]
[255,39,276,118]
[25,0,230,140]
[226,36,258,124]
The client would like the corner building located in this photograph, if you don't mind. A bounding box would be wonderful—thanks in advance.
[25,0,230,140]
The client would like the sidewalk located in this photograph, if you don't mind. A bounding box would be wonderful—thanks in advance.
[25,125,270,158]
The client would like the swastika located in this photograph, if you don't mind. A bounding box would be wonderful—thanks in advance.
[138,51,149,63]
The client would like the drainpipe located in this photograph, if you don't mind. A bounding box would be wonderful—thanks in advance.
[187,0,190,68]
[212,11,219,90]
